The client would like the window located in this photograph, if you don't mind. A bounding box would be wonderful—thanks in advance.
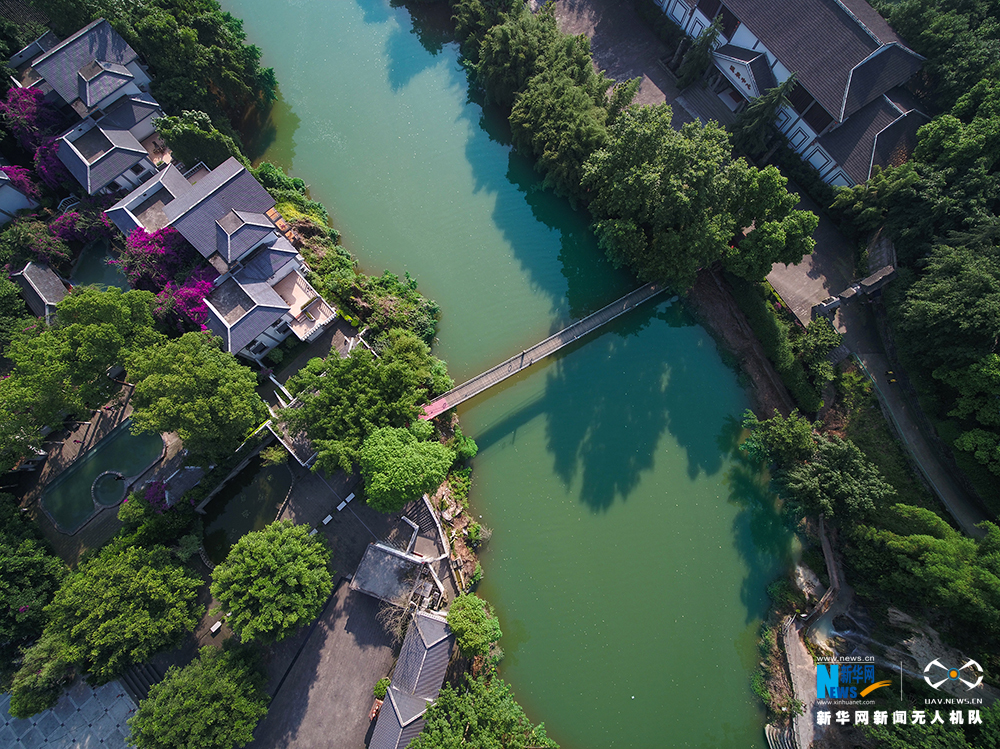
[130,164,146,176]
[696,0,721,17]
[249,341,268,355]
[276,322,291,335]
[787,86,816,117]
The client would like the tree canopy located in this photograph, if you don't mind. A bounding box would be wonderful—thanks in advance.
[777,435,896,519]
[210,520,334,644]
[283,330,448,474]
[359,427,455,513]
[127,332,268,465]
[446,593,503,659]
[741,409,817,466]
[477,2,559,110]
[155,110,250,170]
[408,675,558,749]
[731,74,798,157]
[0,494,65,665]
[581,104,816,288]
[128,645,269,749]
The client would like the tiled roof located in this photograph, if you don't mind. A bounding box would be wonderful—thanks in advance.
[238,238,298,282]
[723,0,921,122]
[370,611,455,749]
[714,44,775,96]
[30,18,138,108]
[871,109,928,174]
[842,44,923,119]
[215,210,275,264]
[164,158,275,260]
[204,275,287,354]
[107,163,191,235]
[818,95,901,183]
[13,261,67,318]
[98,93,161,133]
[58,126,146,194]
[77,59,132,107]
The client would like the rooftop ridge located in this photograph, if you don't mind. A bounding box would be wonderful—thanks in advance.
[831,0,882,45]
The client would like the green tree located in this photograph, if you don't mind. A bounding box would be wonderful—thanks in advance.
[741,409,817,465]
[446,593,502,659]
[155,110,250,169]
[0,276,30,353]
[953,429,1000,476]
[127,332,269,465]
[731,74,798,158]
[14,541,204,701]
[582,104,814,288]
[451,0,521,63]
[0,494,65,663]
[128,645,268,749]
[936,354,1000,428]
[210,520,334,644]
[409,675,558,749]
[283,331,443,474]
[676,18,720,89]
[509,33,612,201]
[778,435,895,519]
[795,317,843,386]
[8,628,76,718]
[895,243,1000,369]
[359,427,455,513]
[0,217,70,268]
[477,2,559,109]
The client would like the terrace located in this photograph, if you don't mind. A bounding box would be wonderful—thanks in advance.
[272,270,336,341]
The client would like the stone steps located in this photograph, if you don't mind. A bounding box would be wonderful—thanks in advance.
[119,662,162,705]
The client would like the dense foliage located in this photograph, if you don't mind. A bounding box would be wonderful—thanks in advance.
[155,110,250,169]
[0,287,162,472]
[10,542,203,716]
[283,330,451,474]
[582,104,817,289]
[128,645,269,749]
[127,332,269,465]
[409,675,558,749]
[0,494,65,667]
[446,593,503,659]
[210,520,334,644]
[359,427,455,512]
[740,409,817,465]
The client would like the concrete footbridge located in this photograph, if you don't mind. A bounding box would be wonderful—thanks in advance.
[420,281,672,419]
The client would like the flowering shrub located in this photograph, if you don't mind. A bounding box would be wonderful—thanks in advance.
[0,217,71,270]
[0,166,39,201]
[155,266,218,331]
[114,227,192,290]
[0,88,60,150]
[49,207,115,244]
[143,481,169,513]
[33,138,71,190]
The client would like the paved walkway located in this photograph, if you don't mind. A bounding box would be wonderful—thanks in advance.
[783,619,820,749]
[0,678,135,748]
[248,582,396,749]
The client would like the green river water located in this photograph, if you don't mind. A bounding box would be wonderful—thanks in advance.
[221,1,792,745]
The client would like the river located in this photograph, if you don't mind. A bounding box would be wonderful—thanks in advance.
[221,0,792,745]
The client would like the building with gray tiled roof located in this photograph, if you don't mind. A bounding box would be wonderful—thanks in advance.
[108,158,336,361]
[17,18,151,119]
[370,610,455,749]
[12,262,67,324]
[662,0,926,185]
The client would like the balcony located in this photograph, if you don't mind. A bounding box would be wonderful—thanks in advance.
[272,270,336,341]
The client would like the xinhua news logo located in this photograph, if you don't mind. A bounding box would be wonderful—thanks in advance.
[817,663,891,700]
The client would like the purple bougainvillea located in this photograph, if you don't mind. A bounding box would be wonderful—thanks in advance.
[0,88,60,150]
[114,226,193,291]
[143,480,168,513]
[0,165,39,201]
[155,266,219,331]
[49,206,115,244]
[33,137,71,190]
